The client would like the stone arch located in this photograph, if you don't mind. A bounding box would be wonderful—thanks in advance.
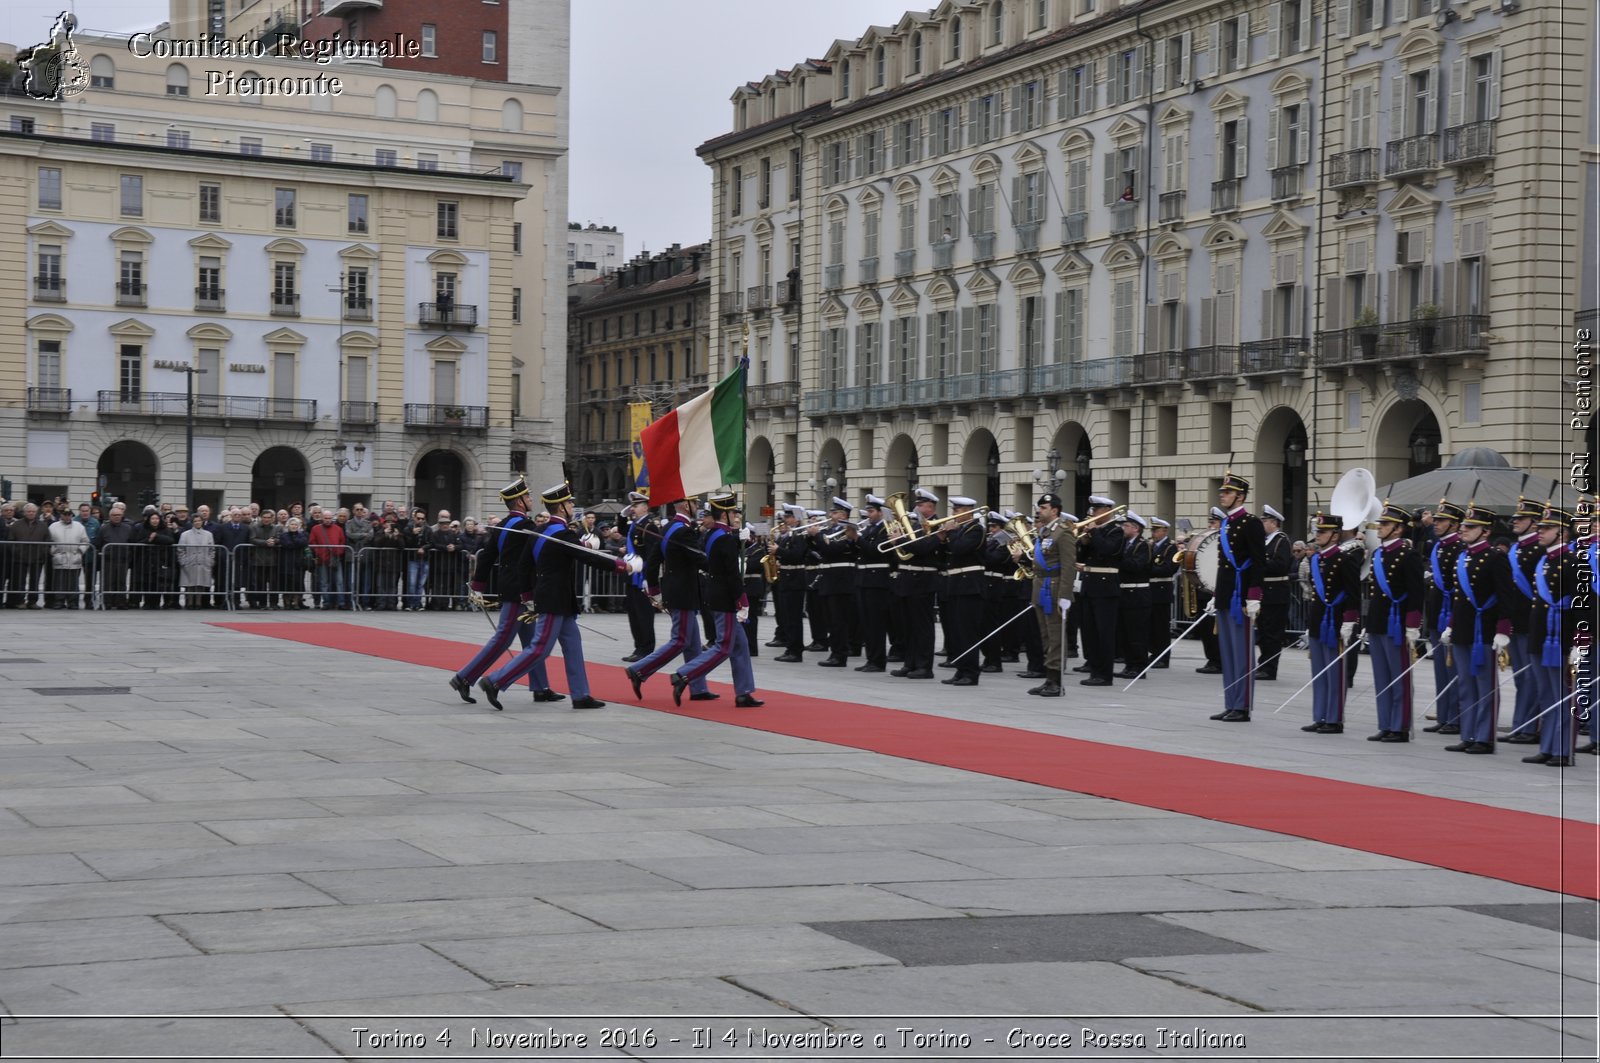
[500,98,523,132]
[814,436,847,507]
[165,63,188,94]
[375,84,397,118]
[1048,420,1092,516]
[884,432,920,496]
[961,426,1001,510]
[1252,404,1310,535]
[250,445,308,512]
[1373,394,1448,490]
[745,434,776,515]
[416,88,439,122]
[97,440,159,510]
[410,448,477,521]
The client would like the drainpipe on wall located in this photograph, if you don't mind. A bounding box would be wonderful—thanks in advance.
[1136,14,1157,490]
[1309,0,1334,501]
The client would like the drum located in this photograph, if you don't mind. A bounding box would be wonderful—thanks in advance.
[1185,529,1221,592]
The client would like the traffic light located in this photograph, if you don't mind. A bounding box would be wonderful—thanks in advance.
[91,491,100,508]
[137,489,159,508]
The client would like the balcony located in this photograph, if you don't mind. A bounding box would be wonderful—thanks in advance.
[719,291,743,316]
[26,387,70,414]
[258,8,299,45]
[748,381,799,411]
[418,302,477,329]
[858,257,879,286]
[931,240,956,270]
[195,286,225,311]
[404,403,489,430]
[823,264,844,291]
[1384,133,1439,179]
[1239,338,1308,376]
[1014,221,1042,254]
[116,282,146,308]
[322,0,382,15]
[1210,179,1241,214]
[1328,148,1378,188]
[97,391,317,422]
[343,297,372,321]
[1061,212,1087,245]
[746,285,771,311]
[894,249,917,278]
[776,278,799,304]
[34,276,64,302]
[1443,121,1495,166]
[1130,351,1185,385]
[800,386,868,416]
[341,400,378,427]
[972,232,996,262]
[1158,192,1186,225]
[1317,315,1489,367]
[270,291,300,316]
[673,375,710,403]
[1270,164,1304,201]
[1110,201,1139,235]
[1182,344,1240,382]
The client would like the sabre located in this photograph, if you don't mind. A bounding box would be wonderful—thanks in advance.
[1271,638,1357,713]
[949,603,1035,664]
[495,522,648,569]
[627,522,709,557]
[1122,605,1215,690]
[1417,675,1459,719]
[1515,674,1600,733]
[1364,639,1435,704]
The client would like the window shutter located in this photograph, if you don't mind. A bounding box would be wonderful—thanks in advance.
[1290,285,1304,335]
[1153,38,1167,93]
[1389,74,1404,138]
[1180,32,1193,82]
[1424,68,1438,134]
[960,306,976,373]
[1440,262,1458,315]
[1057,69,1071,118]
[968,186,980,234]
[1011,175,1024,224]
[1210,22,1222,75]
[928,199,940,243]
[1133,143,1145,190]
[1266,106,1281,169]
[1487,49,1501,119]
[1103,151,1119,205]
[1011,85,1024,132]
[1134,44,1149,98]
[1146,303,1162,351]
[1053,292,1067,361]
[1261,291,1275,340]
[1337,0,1351,37]
[1200,296,1215,344]
[965,99,979,147]
[1322,277,1343,330]
[1343,238,1365,274]
[1298,101,1313,163]
[1385,268,1398,319]
[1236,13,1250,70]
[1267,2,1282,61]
[1297,3,1312,49]
[1233,116,1249,178]
[1395,0,1410,20]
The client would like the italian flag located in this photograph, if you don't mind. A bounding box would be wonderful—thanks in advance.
[638,361,747,502]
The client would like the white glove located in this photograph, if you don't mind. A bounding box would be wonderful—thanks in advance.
[1405,627,1421,644]
[1204,597,1218,616]
[1245,599,1261,620]
[1072,577,1083,593]
[467,588,498,609]
[1572,647,1587,669]
[1340,621,1356,643]
[581,533,600,550]
[739,527,752,542]
[1438,627,1452,646]
[623,553,644,574]
[736,607,749,623]
[1058,598,1072,618]
[1492,633,1510,654]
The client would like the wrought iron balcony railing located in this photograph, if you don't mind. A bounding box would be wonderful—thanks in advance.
[1210,179,1241,214]
[1443,121,1495,165]
[1328,148,1378,188]
[26,386,71,413]
[971,232,996,262]
[1182,344,1240,381]
[343,297,372,321]
[270,291,300,316]
[1013,221,1041,253]
[1317,315,1489,366]
[1158,191,1186,225]
[894,249,916,277]
[1270,164,1304,201]
[403,403,489,429]
[195,286,224,311]
[823,264,845,290]
[1384,133,1439,178]
[97,391,317,421]
[748,381,800,410]
[116,282,146,307]
[1062,212,1087,244]
[858,257,879,286]
[1110,201,1139,235]
[34,276,64,302]
[746,285,771,310]
[931,240,956,270]
[340,401,378,426]
[417,302,477,328]
[1239,338,1308,374]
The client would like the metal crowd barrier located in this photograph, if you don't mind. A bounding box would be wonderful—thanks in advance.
[0,537,60,609]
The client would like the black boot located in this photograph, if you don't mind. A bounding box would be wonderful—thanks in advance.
[1036,670,1063,697]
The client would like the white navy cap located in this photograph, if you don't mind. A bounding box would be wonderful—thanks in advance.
[1262,504,1285,522]
[1151,517,1171,528]
[950,495,978,507]
[864,494,886,508]
[806,509,825,519]
[1088,494,1116,508]
[781,503,806,516]
[1123,511,1149,530]
[1061,512,1080,524]
[1209,506,1227,520]
[830,496,852,514]
[913,487,940,504]
[986,511,1007,525]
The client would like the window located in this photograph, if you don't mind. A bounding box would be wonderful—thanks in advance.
[119,174,143,217]
[950,16,963,59]
[1164,131,1187,190]
[1347,81,1376,148]
[1020,295,1043,366]
[1061,63,1094,119]
[309,142,332,162]
[10,115,35,134]
[928,309,955,377]
[1015,171,1046,223]
[36,245,62,299]
[874,45,886,87]
[199,182,221,223]
[239,136,263,155]
[90,54,114,88]
[417,153,439,171]
[482,30,498,63]
[1164,33,1192,89]
[759,157,771,207]
[274,188,297,228]
[1465,52,1499,123]
[789,147,802,199]
[1112,277,1137,356]
[37,167,61,211]
[1216,14,1249,75]
[863,210,880,259]
[990,1,1004,45]
[1105,143,1143,201]
[347,193,368,233]
[344,268,369,316]
[197,255,221,306]
[375,147,397,167]
[119,345,142,399]
[166,128,190,150]
[421,24,437,57]
[732,166,743,215]
[826,142,846,185]
[37,340,62,389]
[513,222,523,253]
[930,191,961,240]
[437,200,459,239]
[899,200,917,251]
[822,328,846,391]
[937,106,961,154]
[1035,0,1048,29]
[91,123,115,143]
[1016,80,1042,131]
[274,262,297,297]
[165,62,189,95]
[118,250,144,304]
[1067,156,1089,213]
[1280,0,1305,53]
[910,31,923,74]
[512,287,522,322]
[1219,119,1247,179]
[1055,287,1085,361]
[863,129,884,173]
[501,160,523,181]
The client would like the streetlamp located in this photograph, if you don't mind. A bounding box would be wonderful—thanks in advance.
[170,363,207,508]
[328,272,352,508]
[820,459,835,503]
[905,457,918,492]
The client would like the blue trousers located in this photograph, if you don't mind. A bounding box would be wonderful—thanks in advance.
[1216,609,1253,713]
[1534,661,1574,757]
[1429,631,1459,725]
[677,611,756,696]
[1309,636,1347,726]
[457,600,550,690]
[631,608,708,695]
[1454,647,1498,747]
[1507,636,1539,736]
[405,557,429,608]
[488,612,591,699]
[1369,634,1411,734]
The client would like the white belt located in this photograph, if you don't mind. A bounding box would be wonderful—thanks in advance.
[1120,582,1149,588]
[946,565,983,576]
[1263,576,1290,582]
[858,563,889,570]
[779,565,803,571]
[900,564,938,572]
[1085,566,1120,574]
[818,563,853,569]
[985,571,1008,579]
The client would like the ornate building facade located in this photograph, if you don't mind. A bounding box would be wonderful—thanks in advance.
[700,0,1595,529]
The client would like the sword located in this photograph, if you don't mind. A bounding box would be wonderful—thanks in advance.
[1364,638,1435,704]
[1417,675,1460,719]
[949,603,1036,665]
[1271,638,1357,713]
[1122,605,1215,690]
[1513,673,1600,733]
[493,521,645,566]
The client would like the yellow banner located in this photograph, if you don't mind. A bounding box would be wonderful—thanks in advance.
[628,401,653,488]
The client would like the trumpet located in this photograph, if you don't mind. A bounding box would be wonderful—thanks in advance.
[1071,504,1128,534]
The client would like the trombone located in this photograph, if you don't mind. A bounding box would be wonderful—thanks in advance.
[879,504,991,551]
[1071,504,1128,534]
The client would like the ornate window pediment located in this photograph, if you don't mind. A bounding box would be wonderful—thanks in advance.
[824,193,850,214]
[970,151,1002,178]
[1006,259,1045,289]
[1269,71,1311,98]
[889,281,921,310]
[339,243,378,261]
[1101,240,1144,269]
[109,318,156,339]
[262,326,306,347]
[929,164,961,191]
[338,330,379,351]
[1011,142,1045,171]
[1396,29,1442,62]
[426,248,467,267]
[187,232,232,251]
[27,313,74,333]
[1156,104,1191,127]
[264,237,306,256]
[1262,209,1312,241]
[1211,88,1248,115]
[110,226,154,246]
[1105,115,1145,144]
[856,184,884,207]
[425,334,468,355]
[28,220,74,239]
[1202,220,1247,249]
[819,294,849,319]
[925,274,959,305]
[1151,233,1191,260]
[853,289,884,315]
[965,267,1000,295]
[1051,250,1092,278]
[185,322,233,342]
[893,174,922,198]
[1059,129,1094,154]
[1384,185,1440,219]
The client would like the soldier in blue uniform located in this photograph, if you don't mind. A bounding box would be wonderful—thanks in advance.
[1076,494,1124,687]
[813,497,859,668]
[449,476,562,705]
[479,483,630,710]
[1421,498,1466,735]
[891,488,943,679]
[1210,474,1267,722]
[939,496,987,687]
[670,492,763,708]
[855,495,894,673]
[1501,497,1547,743]
[1302,511,1363,734]
[1440,503,1515,754]
[1523,504,1581,766]
[626,496,715,701]
[1364,502,1424,742]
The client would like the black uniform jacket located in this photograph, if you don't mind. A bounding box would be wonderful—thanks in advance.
[471,510,536,601]
[1260,532,1293,606]
[529,517,619,616]
[649,514,704,611]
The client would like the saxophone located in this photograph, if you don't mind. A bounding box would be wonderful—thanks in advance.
[761,550,780,584]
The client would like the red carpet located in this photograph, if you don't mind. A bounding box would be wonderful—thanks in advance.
[217,622,1600,900]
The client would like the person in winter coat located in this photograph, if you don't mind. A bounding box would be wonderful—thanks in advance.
[369,517,405,609]
[278,517,310,609]
[95,503,140,608]
[177,515,217,609]
[9,502,51,608]
[47,508,90,609]
[344,504,375,607]
[307,510,348,609]
[131,511,175,609]
[250,511,284,608]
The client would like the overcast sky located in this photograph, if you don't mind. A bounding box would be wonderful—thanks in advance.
[2,0,914,256]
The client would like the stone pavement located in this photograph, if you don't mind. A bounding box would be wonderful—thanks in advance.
[0,607,1594,1061]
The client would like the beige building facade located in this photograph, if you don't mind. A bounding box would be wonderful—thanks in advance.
[701,0,1595,530]
[1,24,568,517]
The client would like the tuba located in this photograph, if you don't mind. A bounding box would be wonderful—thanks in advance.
[1003,516,1036,580]
[1329,468,1382,579]
[881,491,918,561]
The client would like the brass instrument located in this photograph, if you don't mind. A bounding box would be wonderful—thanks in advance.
[1070,504,1128,534]
[880,491,918,561]
[1003,516,1036,580]
[761,551,780,583]
[924,506,990,534]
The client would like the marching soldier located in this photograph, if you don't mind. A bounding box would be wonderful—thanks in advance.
[1440,503,1514,754]
[1302,511,1363,735]
[855,495,894,672]
[1147,518,1180,670]
[669,492,764,709]
[1210,474,1267,722]
[1502,497,1547,743]
[1255,504,1293,681]
[813,498,859,667]
[772,504,810,662]
[1580,504,1599,755]
[625,496,715,702]
[449,476,562,705]
[621,490,658,663]
[1363,501,1424,742]
[1421,498,1466,735]
[891,487,943,679]
[1029,494,1074,696]
[1523,504,1579,766]
[979,511,1015,674]
[939,496,986,687]
[1115,512,1152,679]
[1076,494,1124,687]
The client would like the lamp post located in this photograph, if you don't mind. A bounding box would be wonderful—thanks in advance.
[820,459,833,505]
[170,363,207,508]
[905,457,918,494]
[327,272,362,507]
